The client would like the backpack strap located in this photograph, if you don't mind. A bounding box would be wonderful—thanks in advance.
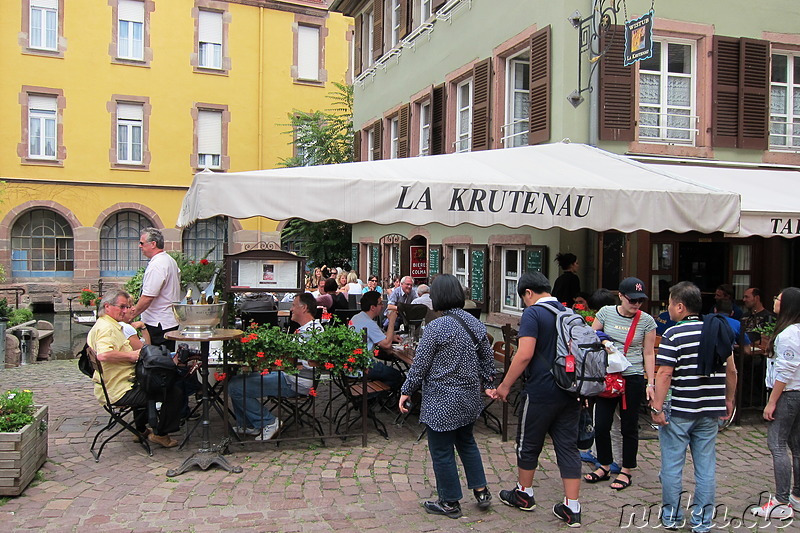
[623,310,641,355]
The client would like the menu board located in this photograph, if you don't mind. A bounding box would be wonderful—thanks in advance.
[470,249,485,302]
[429,247,440,276]
[526,246,546,274]
[231,259,299,289]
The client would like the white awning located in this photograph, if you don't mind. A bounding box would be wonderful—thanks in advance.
[178,143,740,234]
[649,163,800,238]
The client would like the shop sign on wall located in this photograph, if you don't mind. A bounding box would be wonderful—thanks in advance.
[623,11,654,66]
[410,246,427,278]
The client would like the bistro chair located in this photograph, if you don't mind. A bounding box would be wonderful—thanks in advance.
[86,346,152,462]
[265,371,327,445]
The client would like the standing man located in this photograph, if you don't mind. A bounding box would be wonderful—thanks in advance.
[127,227,182,350]
[741,287,776,339]
[494,272,583,527]
[650,281,737,532]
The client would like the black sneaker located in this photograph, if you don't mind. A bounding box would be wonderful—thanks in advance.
[499,487,536,511]
[553,502,581,528]
[474,488,492,510]
[423,500,462,519]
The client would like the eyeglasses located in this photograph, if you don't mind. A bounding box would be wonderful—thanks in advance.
[138,241,147,246]
[623,294,646,305]
[111,304,131,310]
[369,279,378,282]
[774,296,782,302]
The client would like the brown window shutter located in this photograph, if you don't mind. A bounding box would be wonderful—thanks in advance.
[398,103,410,158]
[432,0,447,13]
[739,38,770,150]
[712,36,741,148]
[353,130,362,162]
[372,121,383,160]
[431,84,446,155]
[528,25,551,145]
[598,26,635,141]
[354,14,363,77]
[471,58,492,151]
[372,0,384,61]
[399,0,410,40]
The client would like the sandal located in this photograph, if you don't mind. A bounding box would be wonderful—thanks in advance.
[584,466,610,483]
[611,472,633,491]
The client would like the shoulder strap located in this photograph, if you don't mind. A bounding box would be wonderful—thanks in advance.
[447,312,481,347]
[534,300,561,315]
[623,310,642,355]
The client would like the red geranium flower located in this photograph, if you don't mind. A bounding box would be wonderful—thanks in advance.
[256,351,265,358]
[261,369,270,375]
[213,372,226,382]
[200,259,209,265]
[348,356,356,363]
[240,337,250,343]
[353,348,363,355]
[573,303,585,311]
[273,359,283,367]
[324,362,335,370]
[586,316,595,323]
[308,387,317,397]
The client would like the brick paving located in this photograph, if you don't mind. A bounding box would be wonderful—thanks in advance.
[0,360,788,532]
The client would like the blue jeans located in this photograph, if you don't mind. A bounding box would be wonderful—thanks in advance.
[427,422,487,502]
[228,371,298,429]
[658,415,718,532]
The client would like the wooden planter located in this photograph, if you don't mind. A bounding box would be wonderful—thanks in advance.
[0,405,48,496]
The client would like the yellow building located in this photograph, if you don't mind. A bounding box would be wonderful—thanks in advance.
[0,0,352,310]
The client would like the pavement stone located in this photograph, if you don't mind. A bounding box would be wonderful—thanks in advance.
[0,359,789,532]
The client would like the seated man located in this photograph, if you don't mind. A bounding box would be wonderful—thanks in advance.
[87,290,182,448]
[349,291,405,390]
[316,277,348,312]
[228,292,323,440]
[411,284,433,310]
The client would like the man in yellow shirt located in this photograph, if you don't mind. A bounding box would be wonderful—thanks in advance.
[88,289,182,448]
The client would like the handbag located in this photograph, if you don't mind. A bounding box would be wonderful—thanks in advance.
[598,310,641,410]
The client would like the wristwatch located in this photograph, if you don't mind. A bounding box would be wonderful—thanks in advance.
[649,406,662,415]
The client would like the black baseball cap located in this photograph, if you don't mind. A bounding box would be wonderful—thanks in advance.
[619,277,648,300]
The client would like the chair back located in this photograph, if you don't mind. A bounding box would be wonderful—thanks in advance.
[463,307,482,320]
[278,301,293,311]
[396,303,430,329]
[86,345,115,406]
[348,293,362,309]
[241,310,279,327]
[333,308,360,325]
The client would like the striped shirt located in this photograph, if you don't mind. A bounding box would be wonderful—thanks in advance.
[595,305,657,376]
[656,320,727,419]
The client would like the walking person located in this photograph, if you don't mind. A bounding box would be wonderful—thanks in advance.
[398,274,496,519]
[585,277,657,490]
[752,287,800,520]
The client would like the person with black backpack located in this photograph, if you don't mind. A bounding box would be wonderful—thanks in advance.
[88,289,183,448]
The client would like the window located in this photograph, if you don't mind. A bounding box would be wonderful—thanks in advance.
[28,95,57,159]
[29,0,58,50]
[419,100,431,156]
[100,211,152,276]
[454,247,468,287]
[117,0,144,60]
[297,25,321,81]
[116,103,143,164]
[198,10,223,69]
[504,55,530,148]
[420,0,432,22]
[11,209,73,276]
[367,127,375,161]
[390,0,401,47]
[389,117,399,158]
[197,110,222,169]
[502,248,524,313]
[770,52,800,149]
[182,216,227,263]
[455,79,473,152]
[639,39,696,144]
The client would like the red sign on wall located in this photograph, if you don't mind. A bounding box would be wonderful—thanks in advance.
[410,246,427,278]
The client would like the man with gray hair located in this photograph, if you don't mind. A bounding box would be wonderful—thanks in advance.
[126,227,181,349]
[411,284,433,310]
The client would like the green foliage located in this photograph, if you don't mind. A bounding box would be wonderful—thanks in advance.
[233,325,303,374]
[0,298,10,320]
[303,325,372,373]
[7,308,33,327]
[123,267,146,301]
[0,389,35,433]
[78,288,98,307]
[282,219,352,268]
[0,263,5,284]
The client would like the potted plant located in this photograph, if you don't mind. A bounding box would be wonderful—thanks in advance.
[304,325,374,374]
[232,324,302,374]
[0,389,48,496]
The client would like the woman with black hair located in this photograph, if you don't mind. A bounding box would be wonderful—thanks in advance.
[752,287,800,519]
[398,274,496,519]
[552,253,580,308]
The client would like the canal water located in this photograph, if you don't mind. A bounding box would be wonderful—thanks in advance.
[33,312,91,360]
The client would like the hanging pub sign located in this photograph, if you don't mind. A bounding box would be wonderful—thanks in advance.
[623,11,654,66]
[409,246,427,278]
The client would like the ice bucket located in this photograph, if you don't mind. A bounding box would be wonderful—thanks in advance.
[172,301,226,337]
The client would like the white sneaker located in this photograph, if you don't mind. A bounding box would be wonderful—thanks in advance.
[254,420,282,441]
[233,426,260,436]
[751,498,794,519]
[790,493,800,509]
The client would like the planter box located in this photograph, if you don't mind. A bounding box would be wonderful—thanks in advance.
[0,405,48,496]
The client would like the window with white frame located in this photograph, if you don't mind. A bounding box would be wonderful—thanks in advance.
[117,0,144,60]
[389,117,399,158]
[420,0,432,22]
[639,39,696,144]
[390,0,401,47]
[198,10,223,69]
[456,78,472,152]
[453,247,468,287]
[770,52,800,149]
[197,110,222,169]
[419,100,431,156]
[11,209,73,275]
[504,54,530,148]
[28,95,57,159]
[367,127,375,161]
[502,247,524,313]
[361,9,374,69]
[297,25,320,81]
[116,103,143,164]
[29,0,58,50]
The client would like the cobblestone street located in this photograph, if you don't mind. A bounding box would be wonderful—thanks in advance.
[0,360,788,532]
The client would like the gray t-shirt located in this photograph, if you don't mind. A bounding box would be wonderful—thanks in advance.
[595,305,657,376]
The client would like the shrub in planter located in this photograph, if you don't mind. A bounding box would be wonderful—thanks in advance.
[0,389,48,496]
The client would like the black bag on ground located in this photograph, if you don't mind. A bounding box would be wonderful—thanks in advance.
[77,343,94,377]
[136,344,178,397]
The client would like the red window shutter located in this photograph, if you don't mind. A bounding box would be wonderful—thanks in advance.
[598,26,635,141]
[528,25,551,145]
[398,103,410,158]
[354,14,363,77]
[712,36,741,148]
[372,121,383,161]
[471,58,492,151]
[432,0,447,12]
[353,130,361,162]
[373,0,384,61]
[739,38,769,150]
[431,84,446,155]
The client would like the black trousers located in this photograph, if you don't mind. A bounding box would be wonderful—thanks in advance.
[116,382,184,436]
[593,373,645,469]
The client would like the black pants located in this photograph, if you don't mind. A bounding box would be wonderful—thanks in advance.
[146,323,178,351]
[594,373,645,469]
[116,382,184,436]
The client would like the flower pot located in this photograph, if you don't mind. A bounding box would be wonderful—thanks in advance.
[0,405,48,496]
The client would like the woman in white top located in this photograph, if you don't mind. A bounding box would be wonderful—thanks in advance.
[345,271,362,296]
[756,287,800,519]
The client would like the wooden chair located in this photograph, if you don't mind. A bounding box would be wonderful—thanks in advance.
[86,346,152,462]
[500,324,519,442]
[331,373,391,440]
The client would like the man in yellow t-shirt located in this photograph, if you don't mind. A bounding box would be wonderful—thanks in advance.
[88,289,182,448]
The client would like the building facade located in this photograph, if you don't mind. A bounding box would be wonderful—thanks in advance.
[0,0,351,310]
[332,0,800,322]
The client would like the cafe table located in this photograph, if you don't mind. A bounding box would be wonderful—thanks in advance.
[165,328,244,477]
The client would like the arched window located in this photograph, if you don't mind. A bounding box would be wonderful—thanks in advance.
[100,211,153,276]
[182,216,227,262]
[11,209,73,276]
